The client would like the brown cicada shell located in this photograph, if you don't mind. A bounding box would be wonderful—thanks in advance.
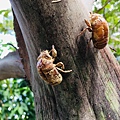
[37,45,72,86]
[78,13,109,49]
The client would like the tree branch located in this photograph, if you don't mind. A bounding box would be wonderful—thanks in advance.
[96,0,111,13]
[0,51,25,80]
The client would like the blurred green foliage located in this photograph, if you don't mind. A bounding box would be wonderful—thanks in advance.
[0,39,17,57]
[0,8,17,58]
[0,8,35,120]
[0,9,13,34]
[0,40,3,55]
[93,0,120,63]
[0,79,35,120]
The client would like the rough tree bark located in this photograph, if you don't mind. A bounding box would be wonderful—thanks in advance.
[9,0,120,120]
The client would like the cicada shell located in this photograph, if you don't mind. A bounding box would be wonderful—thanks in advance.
[37,45,72,86]
[78,13,109,49]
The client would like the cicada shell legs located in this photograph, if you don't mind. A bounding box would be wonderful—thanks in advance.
[49,45,57,58]
[55,62,72,73]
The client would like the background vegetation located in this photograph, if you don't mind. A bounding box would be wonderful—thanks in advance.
[0,0,119,119]
[0,79,35,120]
[0,7,35,120]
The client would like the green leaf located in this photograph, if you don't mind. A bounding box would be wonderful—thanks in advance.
[18,106,23,115]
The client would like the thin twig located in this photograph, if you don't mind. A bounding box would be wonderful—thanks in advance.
[96,0,112,13]
[111,20,120,32]
[7,43,17,50]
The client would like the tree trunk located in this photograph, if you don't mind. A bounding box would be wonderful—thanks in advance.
[10,0,120,120]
